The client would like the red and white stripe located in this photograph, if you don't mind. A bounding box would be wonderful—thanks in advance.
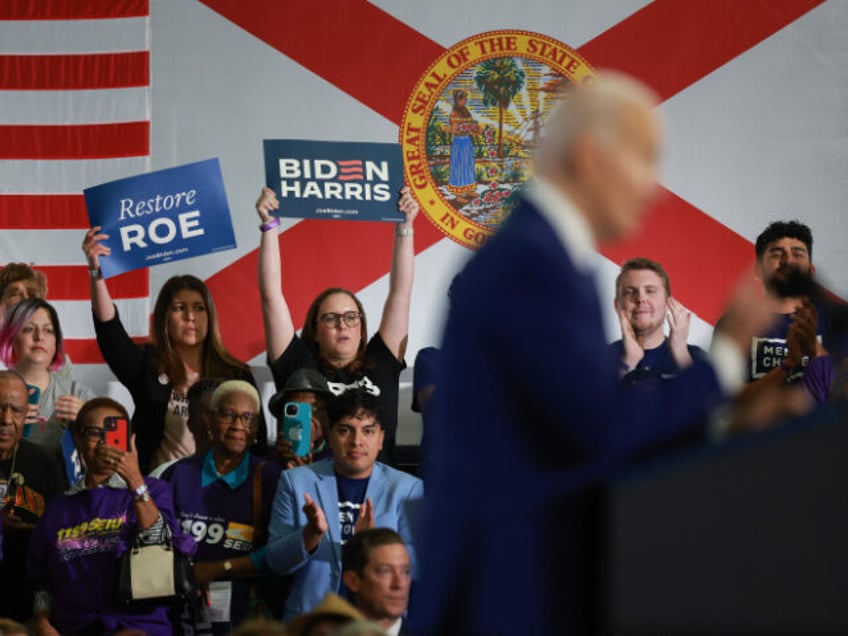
[0,0,152,366]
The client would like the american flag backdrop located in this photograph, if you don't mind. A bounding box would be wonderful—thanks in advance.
[2,1,847,436]
[0,0,151,371]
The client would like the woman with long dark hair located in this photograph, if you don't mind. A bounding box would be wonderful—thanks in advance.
[82,227,267,472]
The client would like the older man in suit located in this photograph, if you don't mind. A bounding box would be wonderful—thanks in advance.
[266,388,423,623]
[415,74,769,635]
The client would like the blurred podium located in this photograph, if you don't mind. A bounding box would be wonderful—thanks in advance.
[604,405,848,635]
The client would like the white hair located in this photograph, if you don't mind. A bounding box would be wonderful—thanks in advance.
[209,380,261,412]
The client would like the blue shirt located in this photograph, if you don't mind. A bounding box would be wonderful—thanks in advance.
[200,449,250,490]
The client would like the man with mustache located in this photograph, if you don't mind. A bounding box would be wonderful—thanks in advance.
[722,220,822,386]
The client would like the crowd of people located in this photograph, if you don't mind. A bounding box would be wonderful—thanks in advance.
[0,73,845,636]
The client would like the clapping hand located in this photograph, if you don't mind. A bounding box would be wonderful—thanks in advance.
[302,493,328,553]
[785,299,819,368]
[617,308,643,372]
[666,297,693,369]
[354,498,375,533]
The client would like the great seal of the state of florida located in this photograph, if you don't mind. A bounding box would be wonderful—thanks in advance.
[399,30,597,250]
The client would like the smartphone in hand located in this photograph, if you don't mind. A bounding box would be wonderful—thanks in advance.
[23,384,41,438]
[103,416,130,451]
[283,402,312,457]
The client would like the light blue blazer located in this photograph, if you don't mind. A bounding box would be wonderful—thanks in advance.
[266,458,423,621]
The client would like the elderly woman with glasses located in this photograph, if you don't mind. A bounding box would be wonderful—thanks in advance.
[161,380,283,634]
[255,187,419,465]
[28,397,194,636]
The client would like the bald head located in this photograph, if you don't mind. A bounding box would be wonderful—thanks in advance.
[0,369,27,392]
[537,72,663,242]
[0,370,27,459]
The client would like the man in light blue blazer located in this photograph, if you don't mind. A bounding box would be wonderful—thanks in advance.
[266,389,423,622]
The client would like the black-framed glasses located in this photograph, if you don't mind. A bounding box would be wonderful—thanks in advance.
[80,426,105,441]
[215,408,258,429]
[318,311,361,328]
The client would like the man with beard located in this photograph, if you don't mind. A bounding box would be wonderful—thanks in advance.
[717,220,822,386]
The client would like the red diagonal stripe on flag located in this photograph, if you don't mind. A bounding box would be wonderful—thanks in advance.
[198,0,442,123]
[208,219,444,362]
[578,0,826,102]
[601,190,754,322]
[0,122,149,159]
[200,0,824,359]
[581,0,827,322]
[0,52,149,90]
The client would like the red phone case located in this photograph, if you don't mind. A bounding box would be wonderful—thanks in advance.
[103,417,129,451]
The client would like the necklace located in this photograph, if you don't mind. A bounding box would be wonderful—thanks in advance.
[0,445,17,508]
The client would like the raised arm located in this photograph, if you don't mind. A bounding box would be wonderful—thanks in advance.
[257,187,296,363]
[81,226,115,322]
[378,187,420,361]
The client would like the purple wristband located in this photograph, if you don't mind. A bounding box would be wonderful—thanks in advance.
[260,218,281,232]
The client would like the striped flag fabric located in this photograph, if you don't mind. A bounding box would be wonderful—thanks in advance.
[0,0,152,367]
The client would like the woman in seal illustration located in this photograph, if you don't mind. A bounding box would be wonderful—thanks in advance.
[448,89,480,201]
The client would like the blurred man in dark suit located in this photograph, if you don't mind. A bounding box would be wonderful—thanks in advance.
[415,73,771,635]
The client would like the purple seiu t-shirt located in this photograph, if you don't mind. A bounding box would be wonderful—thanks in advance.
[162,453,282,634]
[27,478,193,636]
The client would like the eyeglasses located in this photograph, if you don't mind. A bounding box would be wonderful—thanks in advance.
[318,311,361,328]
[80,426,105,441]
[215,408,258,429]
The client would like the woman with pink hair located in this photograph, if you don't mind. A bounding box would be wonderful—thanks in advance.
[0,298,94,476]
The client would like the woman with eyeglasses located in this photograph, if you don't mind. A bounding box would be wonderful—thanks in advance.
[0,298,95,482]
[161,380,283,634]
[82,228,267,474]
[255,187,419,465]
[28,397,195,636]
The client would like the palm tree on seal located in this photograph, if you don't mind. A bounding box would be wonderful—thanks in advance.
[474,58,526,158]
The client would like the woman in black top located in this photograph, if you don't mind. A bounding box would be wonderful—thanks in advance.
[82,227,266,472]
[255,186,419,464]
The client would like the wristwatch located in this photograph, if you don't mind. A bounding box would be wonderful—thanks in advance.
[132,483,150,502]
